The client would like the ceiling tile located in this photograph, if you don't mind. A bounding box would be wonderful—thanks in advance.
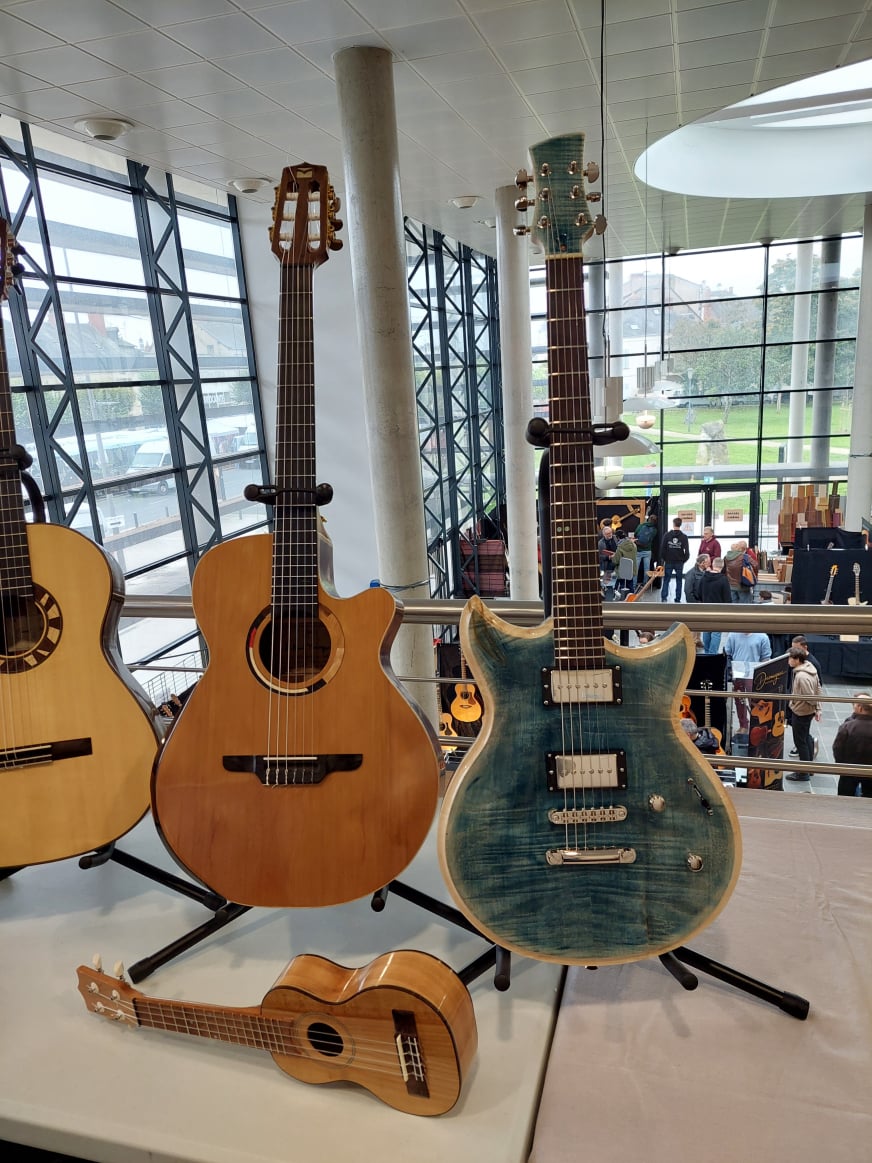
[604,45,675,81]
[382,18,486,58]
[771,0,865,24]
[87,31,201,72]
[11,0,145,41]
[119,100,216,129]
[526,84,600,114]
[0,63,52,97]
[410,50,504,82]
[0,11,62,53]
[497,33,586,71]
[603,14,675,54]
[66,74,178,108]
[112,0,235,20]
[351,0,463,27]
[757,47,844,81]
[677,0,769,41]
[253,0,374,44]
[679,60,756,92]
[681,85,752,113]
[295,33,392,74]
[514,60,597,94]
[3,45,121,86]
[217,49,324,88]
[606,72,676,104]
[765,16,861,56]
[260,76,339,110]
[138,63,244,100]
[678,32,764,70]
[475,0,577,45]
[7,87,114,121]
[187,88,286,119]
[167,13,282,58]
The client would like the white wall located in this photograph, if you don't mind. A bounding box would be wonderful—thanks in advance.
[236,194,380,598]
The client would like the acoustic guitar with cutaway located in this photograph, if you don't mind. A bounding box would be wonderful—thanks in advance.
[76,949,477,1116]
[438,133,741,966]
[150,165,440,907]
[450,652,481,723]
[0,221,161,869]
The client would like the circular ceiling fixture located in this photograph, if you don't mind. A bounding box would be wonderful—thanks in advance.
[74,118,132,141]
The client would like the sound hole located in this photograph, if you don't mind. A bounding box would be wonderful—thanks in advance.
[306,1021,343,1058]
[0,585,62,674]
[257,613,332,685]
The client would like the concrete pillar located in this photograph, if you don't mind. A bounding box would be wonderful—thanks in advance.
[787,243,812,464]
[845,203,872,531]
[810,236,841,478]
[495,184,539,601]
[333,46,435,714]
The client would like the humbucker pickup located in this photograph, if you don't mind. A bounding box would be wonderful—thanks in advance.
[546,750,627,791]
[542,666,622,706]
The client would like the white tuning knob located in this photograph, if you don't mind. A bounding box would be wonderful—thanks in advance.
[92,954,103,972]
[114,961,125,979]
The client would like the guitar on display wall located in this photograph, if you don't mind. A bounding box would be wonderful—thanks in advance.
[437,135,741,965]
[0,221,162,869]
[150,164,441,908]
[77,948,477,1116]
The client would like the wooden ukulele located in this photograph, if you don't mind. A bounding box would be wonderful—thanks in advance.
[0,222,161,868]
[450,651,481,722]
[438,134,741,965]
[150,165,440,907]
[623,565,663,602]
[820,564,837,604]
[76,950,477,1116]
[848,562,867,606]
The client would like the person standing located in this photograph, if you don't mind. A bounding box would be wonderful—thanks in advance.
[787,635,823,758]
[784,646,822,783]
[699,556,732,654]
[634,512,658,587]
[684,553,711,603]
[660,517,690,603]
[723,630,772,732]
[611,531,638,598]
[724,540,756,603]
[598,523,617,584]
[699,525,721,561]
[833,694,872,797]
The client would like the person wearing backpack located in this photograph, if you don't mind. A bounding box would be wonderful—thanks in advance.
[724,540,756,603]
[634,512,658,588]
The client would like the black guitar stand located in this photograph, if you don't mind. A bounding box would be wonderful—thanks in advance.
[535,438,809,1020]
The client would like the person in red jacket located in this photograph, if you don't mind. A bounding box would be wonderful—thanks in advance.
[699,525,721,561]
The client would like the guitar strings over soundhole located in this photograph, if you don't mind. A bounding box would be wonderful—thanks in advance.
[246,606,343,694]
[0,585,62,674]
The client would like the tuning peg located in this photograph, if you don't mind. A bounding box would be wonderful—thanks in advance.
[593,214,608,235]
[584,162,600,183]
[92,953,103,972]
[515,168,532,189]
[514,197,535,211]
[587,192,602,203]
[331,217,343,231]
[513,225,531,236]
[114,960,125,979]
[328,239,343,251]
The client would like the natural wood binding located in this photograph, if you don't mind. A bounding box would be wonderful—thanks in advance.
[77,950,477,1116]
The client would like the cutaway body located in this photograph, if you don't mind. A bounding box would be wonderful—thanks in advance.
[438,598,741,964]
[151,534,440,907]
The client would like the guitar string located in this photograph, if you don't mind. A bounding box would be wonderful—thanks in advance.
[87,988,463,1084]
[0,242,22,768]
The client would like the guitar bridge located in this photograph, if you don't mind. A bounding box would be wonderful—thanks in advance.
[393,1010,428,1097]
[223,753,362,785]
[0,737,92,769]
[546,847,637,866]
[542,666,622,705]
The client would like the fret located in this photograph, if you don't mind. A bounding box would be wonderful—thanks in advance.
[545,253,604,668]
[137,998,296,1057]
[0,289,33,599]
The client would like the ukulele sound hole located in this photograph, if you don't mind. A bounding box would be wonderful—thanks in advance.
[306,1021,344,1058]
[0,585,62,674]
[247,606,342,694]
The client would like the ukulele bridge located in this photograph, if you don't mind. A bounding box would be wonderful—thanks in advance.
[542,666,622,706]
[223,753,362,785]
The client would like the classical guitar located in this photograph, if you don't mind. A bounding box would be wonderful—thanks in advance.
[820,564,837,604]
[438,134,741,965]
[76,949,477,1116]
[848,562,867,606]
[0,222,161,868]
[623,564,663,602]
[150,165,440,907]
[450,651,481,722]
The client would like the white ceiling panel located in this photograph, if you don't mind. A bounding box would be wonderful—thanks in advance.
[0,0,866,261]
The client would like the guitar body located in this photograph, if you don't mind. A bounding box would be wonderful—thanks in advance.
[438,597,741,964]
[450,684,481,723]
[151,534,440,907]
[262,950,477,1115]
[0,524,160,866]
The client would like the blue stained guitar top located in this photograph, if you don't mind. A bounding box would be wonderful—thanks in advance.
[437,599,742,965]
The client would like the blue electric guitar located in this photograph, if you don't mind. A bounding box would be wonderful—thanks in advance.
[437,133,741,965]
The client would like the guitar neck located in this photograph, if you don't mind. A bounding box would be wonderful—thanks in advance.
[134,994,290,1055]
[546,253,604,668]
[273,260,318,617]
[0,289,33,597]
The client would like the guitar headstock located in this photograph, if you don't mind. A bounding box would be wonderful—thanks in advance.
[1,220,25,303]
[854,563,861,576]
[76,958,140,1028]
[270,163,343,267]
[520,134,605,256]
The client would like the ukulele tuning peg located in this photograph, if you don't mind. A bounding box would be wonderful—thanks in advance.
[92,953,103,972]
[113,960,125,980]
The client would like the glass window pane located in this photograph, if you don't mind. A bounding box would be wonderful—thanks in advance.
[190,298,249,376]
[58,283,157,382]
[178,211,240,297]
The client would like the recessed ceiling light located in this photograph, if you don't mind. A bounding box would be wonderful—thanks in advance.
[229,178,270,195]
[74,118,132,141]
[450,195,481,210]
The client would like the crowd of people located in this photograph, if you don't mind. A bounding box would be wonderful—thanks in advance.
[595,511,869,796]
